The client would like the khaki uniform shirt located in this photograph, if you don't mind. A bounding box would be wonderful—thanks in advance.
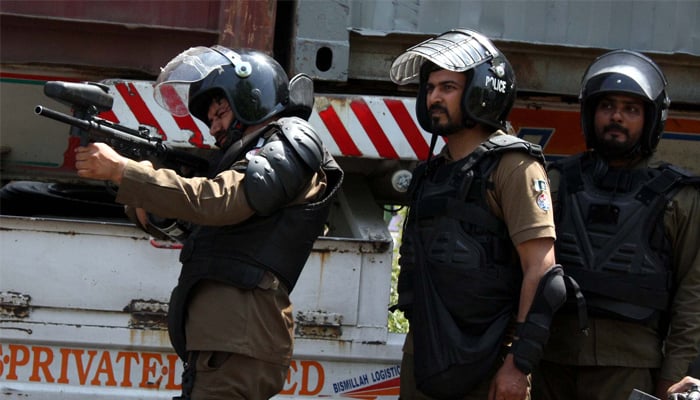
[446,132,556,246]
[117,156,327,366]
[543,156,700,382]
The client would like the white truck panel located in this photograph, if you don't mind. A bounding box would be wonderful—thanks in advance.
[0,213,403,398]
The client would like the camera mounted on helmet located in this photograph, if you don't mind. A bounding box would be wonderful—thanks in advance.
[579,49,670,157]
[389,29,516,134]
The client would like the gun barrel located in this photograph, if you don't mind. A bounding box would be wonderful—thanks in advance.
[35,105,209,175]
[35,105,156,147]
[35,105,92,131]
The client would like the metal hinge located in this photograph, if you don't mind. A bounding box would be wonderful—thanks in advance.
[0,291,32,318]
[124,299,169,330]
[295,310,343,339]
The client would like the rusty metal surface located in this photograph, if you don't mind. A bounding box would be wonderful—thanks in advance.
[0,14,217,78]
[0,0,221,28]
[124,299,169,330]
[0,0,277,78]
[295,310,343,339]
[217,0,276,52]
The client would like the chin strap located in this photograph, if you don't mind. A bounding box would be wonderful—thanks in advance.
[218,118,246,150]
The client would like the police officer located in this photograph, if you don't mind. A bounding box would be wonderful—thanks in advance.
[75,45,343,399]
[389,29,573,400]
[532,50,700,399]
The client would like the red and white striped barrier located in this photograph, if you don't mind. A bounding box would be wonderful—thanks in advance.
[103,79,442,161]
[4,73,698,172]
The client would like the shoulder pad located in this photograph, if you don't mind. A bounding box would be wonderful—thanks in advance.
[639,162,700,200]
[546,152,588,172]
[484,135,545,164]
[276,117,324,171]
[658,162,699,182]
[244,119,323,216]
[486,134,526,147]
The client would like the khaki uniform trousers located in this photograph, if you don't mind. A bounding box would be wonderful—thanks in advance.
[532,359,655,400]
[190,351,288,400]
[399,350,530,400]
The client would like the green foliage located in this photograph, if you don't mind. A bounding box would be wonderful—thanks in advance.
[386,208,409,333]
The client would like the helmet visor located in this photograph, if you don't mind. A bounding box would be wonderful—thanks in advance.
[390,29,497,84]
[154,45,250,116]
[581,50,667,102]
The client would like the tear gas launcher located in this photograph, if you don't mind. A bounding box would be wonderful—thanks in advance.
[35,81,209,177]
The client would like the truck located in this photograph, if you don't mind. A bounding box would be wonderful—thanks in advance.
[1,1,699,398]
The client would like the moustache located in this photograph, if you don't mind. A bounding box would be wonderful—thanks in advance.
[429,104,448,114]
[603,123,629,135]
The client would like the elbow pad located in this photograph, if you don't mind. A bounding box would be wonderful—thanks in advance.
[510,264,568,374]
[147,213,191,243]
[244,118,323,215]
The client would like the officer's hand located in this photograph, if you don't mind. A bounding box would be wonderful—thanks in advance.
[75,143,128,184]
[489,354,529,400]
[135,208,149,227]
[668,376,700,396]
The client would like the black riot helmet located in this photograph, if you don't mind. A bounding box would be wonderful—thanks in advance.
[579,49,670,156]
[154,46,290,147]
[390,29,516,133]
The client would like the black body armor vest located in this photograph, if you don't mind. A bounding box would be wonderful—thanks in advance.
[551,153,686,323]
[397,135,545,395]
[168,123,343,359]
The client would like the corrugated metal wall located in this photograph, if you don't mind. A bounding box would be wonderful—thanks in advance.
[293,0,699,103]
[349,0,699,56]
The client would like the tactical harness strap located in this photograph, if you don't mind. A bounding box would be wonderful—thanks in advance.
[173,351,198,400]
[635,163,688,205]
